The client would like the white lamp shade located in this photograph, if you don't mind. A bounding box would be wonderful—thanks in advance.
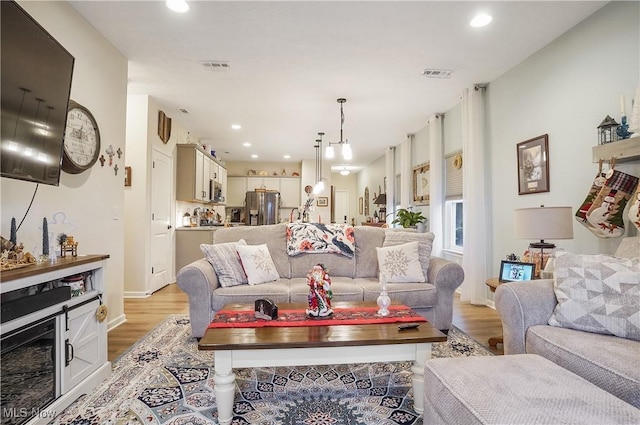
[514,206,574,241]
[342,143,352,160]
[325,145,335,159]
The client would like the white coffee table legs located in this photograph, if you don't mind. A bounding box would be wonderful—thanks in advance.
[213,351,236,425]
[213,343,432,424]
[411,343,430,414]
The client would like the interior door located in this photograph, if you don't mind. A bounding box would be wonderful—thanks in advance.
[150,149,172,294]
[334,190,350,224]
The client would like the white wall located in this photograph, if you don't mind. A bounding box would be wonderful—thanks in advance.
[1,1,128,327]
[356,156,386,224]
[487,1,639,274]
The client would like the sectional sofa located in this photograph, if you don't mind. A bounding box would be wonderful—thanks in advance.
[176,223,465,338]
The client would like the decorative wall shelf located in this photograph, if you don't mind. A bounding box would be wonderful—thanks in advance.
[592,136,640,163]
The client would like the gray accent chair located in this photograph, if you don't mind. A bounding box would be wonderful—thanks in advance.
[176,224,464,338]
[494,237,640,409]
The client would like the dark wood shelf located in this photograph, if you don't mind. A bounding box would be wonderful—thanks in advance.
[1,254,109,283]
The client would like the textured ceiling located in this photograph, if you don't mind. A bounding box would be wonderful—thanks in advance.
[70,1,605,171]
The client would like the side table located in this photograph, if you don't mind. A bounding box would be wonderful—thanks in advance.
[485,277,503,347]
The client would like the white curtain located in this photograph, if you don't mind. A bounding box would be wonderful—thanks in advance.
[400,135,413,208]
[428,114,444,257]
[385,147,394,224]
[460,86,491,304]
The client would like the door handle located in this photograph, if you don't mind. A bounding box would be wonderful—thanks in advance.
[167,224,172,229]
[65,339,74,366]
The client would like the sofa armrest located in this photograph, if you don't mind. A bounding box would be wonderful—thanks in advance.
[494,279,557,355]
[427,256,465,330]
[176,258,220,338]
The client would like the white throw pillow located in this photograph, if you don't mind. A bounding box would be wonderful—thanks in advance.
[376,241,426,283]
[383,230,434,280]
[548,251,640,341]
[200,239,248,287]
[236,244,280,285]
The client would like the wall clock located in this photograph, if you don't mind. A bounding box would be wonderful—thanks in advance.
[62,100,101,174]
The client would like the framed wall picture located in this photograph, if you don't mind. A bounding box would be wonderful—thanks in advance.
[317,197,328,207]
[517,134,549,195]
[124,166,132,187]
[359,197,363,214]
[413,163,430,205]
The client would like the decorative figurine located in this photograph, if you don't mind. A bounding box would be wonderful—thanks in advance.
[306,263,333,318]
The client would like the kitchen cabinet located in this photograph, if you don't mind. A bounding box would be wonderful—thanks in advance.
[176,144,211,202]
[231,176,301,208]
[219,166,228,201]
[279,177,301,207]
[227,176,247,206]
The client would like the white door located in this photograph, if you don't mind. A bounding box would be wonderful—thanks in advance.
[150,149,172,294]
[334,190,350,224]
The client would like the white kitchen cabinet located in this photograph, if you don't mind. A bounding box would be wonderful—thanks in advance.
[176,144,212,202]
[218,166,228,201]
[279,177,301,207]
[227,176,247,206]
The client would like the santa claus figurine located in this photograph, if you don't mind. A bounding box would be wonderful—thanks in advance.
[306,263,333,318]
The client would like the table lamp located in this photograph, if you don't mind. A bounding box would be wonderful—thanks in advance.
[514,206,574,274]
[373,193,387,222]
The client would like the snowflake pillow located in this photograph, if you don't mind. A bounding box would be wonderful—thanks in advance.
[236,244,280,285]
[376,241,426,283]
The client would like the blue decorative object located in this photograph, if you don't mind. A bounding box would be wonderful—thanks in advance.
[616,116,634,139]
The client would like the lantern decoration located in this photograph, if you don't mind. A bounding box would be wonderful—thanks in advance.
[597,115,619,145]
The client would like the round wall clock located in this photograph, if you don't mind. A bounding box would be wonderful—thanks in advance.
[62,100,101,174]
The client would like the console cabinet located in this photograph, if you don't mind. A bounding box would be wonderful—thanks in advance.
[0,255,110,425]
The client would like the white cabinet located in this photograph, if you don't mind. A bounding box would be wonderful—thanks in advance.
[218,166,228,201]
[227,176,248,206]
[279,177,301,207]
[177,144,212,202]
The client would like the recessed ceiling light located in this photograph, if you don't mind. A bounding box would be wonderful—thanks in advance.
[340,170,350,176]
[231,124,242,130]
[166,0,189,13]
[470,13,492,28]
[243,142,251,147]
[251,154,258,159]
[283,154,291,159]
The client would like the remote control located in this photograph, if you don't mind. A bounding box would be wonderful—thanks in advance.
[398,323,420,330]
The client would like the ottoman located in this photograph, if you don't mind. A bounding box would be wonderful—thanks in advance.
[423,354,640,425]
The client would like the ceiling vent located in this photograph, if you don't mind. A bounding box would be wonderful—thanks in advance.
[179,108,189,114]
[200,61,230,71]
[422,69,452,79]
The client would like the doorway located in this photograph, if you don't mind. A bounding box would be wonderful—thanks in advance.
[333,190,350,224]
[150,149,172,294]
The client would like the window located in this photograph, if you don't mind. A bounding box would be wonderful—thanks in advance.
[445,200,463,252]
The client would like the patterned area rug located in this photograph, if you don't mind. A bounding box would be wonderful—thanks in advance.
[51,315,492,425]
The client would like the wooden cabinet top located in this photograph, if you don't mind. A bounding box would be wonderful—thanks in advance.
[1,254,109,284]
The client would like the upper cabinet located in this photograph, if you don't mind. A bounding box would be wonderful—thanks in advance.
[176,144,227,204]
[226,175,301,208]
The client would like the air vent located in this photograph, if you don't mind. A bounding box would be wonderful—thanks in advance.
[200,61,230,71]
[179,108,189,114]
[422,69,452,79]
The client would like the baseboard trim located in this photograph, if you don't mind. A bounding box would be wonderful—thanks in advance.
[108,313,127,332]
[124,291,151,298]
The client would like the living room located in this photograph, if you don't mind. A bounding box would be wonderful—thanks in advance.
[1,1,639,424]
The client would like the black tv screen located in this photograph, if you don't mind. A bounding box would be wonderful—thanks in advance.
[1,1,74,186]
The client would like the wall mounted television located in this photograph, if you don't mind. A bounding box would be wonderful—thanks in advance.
[1,1,74,186]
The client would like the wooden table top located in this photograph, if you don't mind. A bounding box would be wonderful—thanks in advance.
[199,301,447,351]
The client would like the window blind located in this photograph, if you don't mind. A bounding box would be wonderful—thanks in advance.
[445,150,463,199]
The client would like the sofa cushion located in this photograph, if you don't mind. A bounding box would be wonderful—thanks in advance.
[376,241,425,283]
[548,251,640,341]
[288,277,364,303]
[354,226,385,278]
[213,224,291,278]
[200,240,248,287]
[526,324,640,409]
[289,253,355,279]
[236,243,279,285]
[210,281,291,312]
[383,230,434,279]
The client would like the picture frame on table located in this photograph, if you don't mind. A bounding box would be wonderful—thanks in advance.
[517,134,549,195]
[317,197,328,207]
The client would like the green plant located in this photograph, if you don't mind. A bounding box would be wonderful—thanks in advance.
[391,208,426,228]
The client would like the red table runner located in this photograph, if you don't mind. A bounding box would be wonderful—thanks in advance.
[208,305,427,328]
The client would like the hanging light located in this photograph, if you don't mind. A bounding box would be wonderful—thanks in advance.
[325,98,352,160]
[313,132,325,194]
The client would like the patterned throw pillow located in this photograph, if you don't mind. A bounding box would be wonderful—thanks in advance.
[383,230,434,280]
[200,239,248,288]
[376,241,426,283]
[286,223,355,257]
[548,251,640,341]
[237,244,280,285]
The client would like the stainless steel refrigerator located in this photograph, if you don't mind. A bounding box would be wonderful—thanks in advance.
[245,191,280,225]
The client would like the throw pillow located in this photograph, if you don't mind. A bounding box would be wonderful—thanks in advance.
[200,239,248,288]
[236,244,280,285]
[548,251,640,341]
[376,241,426,283]
[383,230,434,280]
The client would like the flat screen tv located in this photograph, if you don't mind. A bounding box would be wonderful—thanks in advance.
[1,1,74,186]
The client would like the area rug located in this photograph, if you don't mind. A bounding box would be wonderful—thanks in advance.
[51,315,493,425]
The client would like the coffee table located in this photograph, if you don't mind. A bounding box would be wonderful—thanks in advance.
[198,301,447,425]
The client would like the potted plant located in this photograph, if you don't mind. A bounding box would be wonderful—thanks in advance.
[391,208,427,229]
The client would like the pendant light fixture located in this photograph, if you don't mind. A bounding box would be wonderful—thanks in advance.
[313,132,325,194]
[326,98,352,160]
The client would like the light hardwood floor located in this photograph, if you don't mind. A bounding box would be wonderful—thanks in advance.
[108,283,504,362]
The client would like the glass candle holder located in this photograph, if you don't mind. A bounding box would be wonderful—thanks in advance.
[377,280,391,316]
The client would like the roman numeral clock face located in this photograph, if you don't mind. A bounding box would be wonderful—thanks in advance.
[62,100,100,174]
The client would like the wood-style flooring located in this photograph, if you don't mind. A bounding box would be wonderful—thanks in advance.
[107,283,504,362]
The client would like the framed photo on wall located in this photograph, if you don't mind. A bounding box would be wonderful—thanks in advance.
[413,163,430,205]
[317,197,328,207]
[517,134,549,195]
